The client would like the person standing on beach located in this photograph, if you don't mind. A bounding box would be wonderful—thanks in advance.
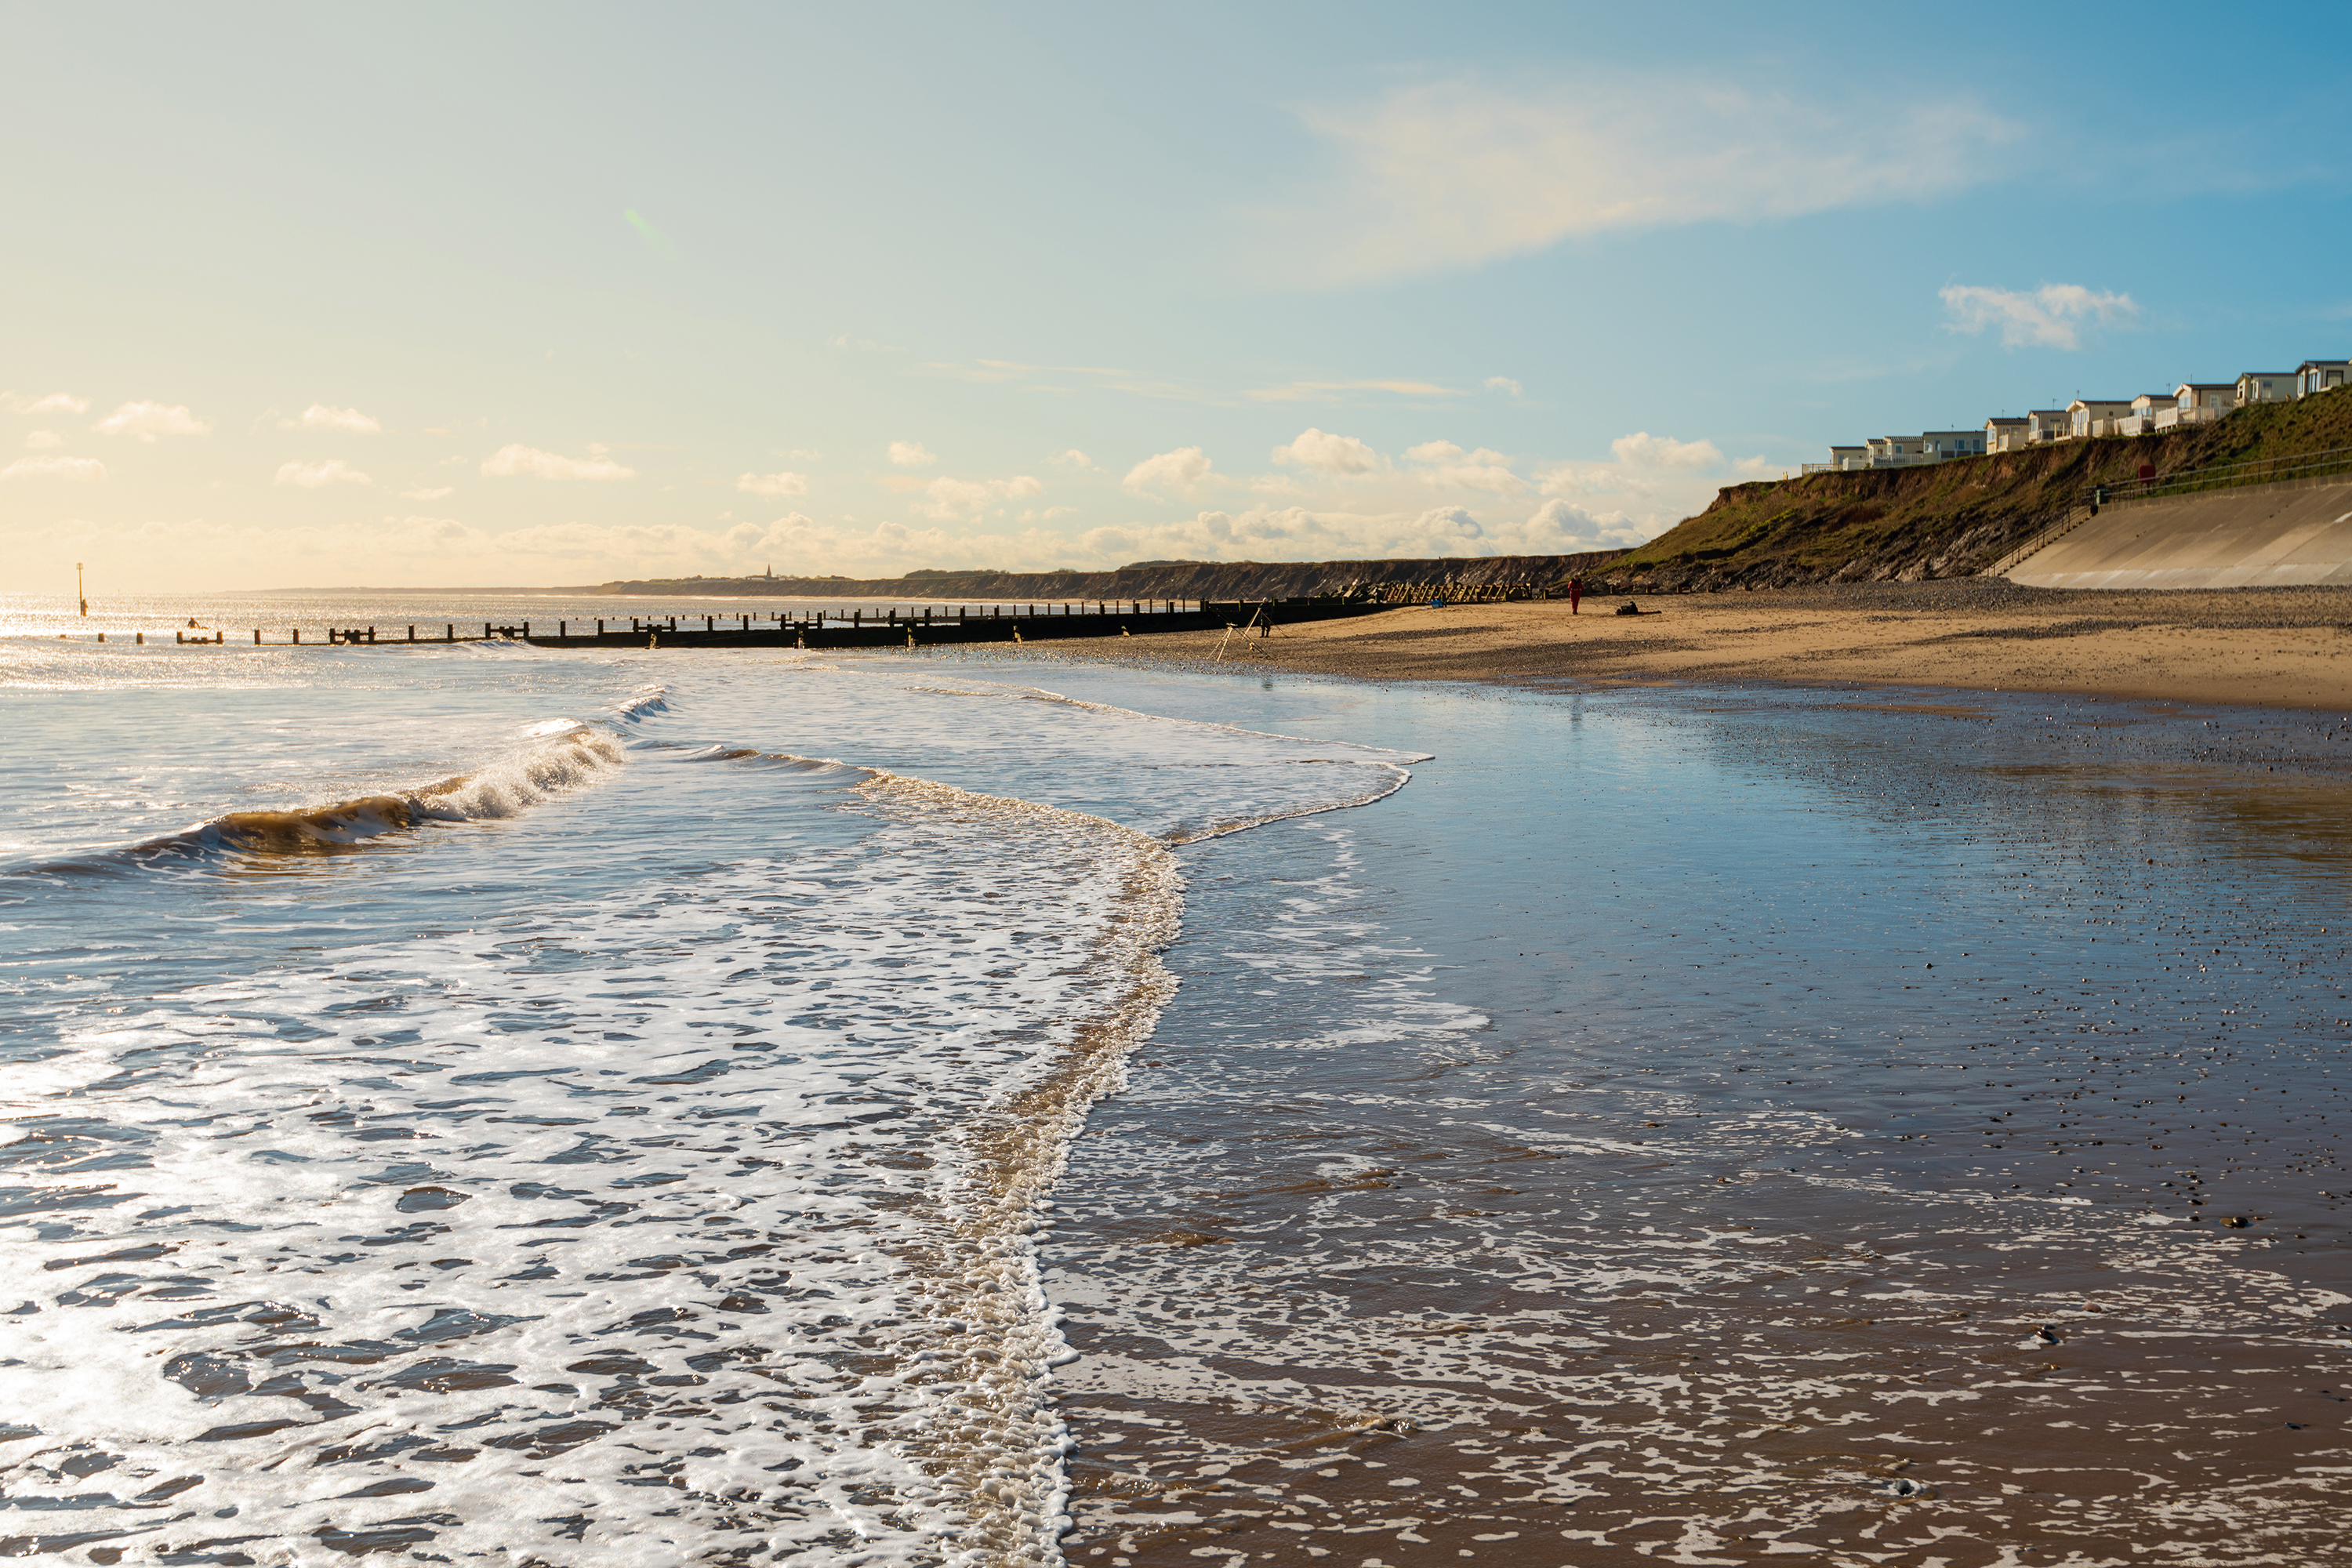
[1569,578,1583,615]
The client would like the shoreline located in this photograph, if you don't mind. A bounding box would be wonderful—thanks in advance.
[1026,578,2352,713]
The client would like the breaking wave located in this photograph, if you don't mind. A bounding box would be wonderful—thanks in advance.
[9,723,626,875]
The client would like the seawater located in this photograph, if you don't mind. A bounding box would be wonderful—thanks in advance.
[8,622,2352,1567]
[0,635,1417,1566]
[1014,668,2352,1565]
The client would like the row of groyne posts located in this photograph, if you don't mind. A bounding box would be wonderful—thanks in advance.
[75,597,1392,649]
[69,582,1605,648]
[1371,580,1555,604]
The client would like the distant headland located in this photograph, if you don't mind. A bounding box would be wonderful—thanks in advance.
[566,552,1628,603]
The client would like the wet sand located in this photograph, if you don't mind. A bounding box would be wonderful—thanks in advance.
[1013,665,2352,1567]
[1040,580,2352,712]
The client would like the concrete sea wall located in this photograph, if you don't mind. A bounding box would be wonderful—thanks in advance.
[2008,476,2352,590]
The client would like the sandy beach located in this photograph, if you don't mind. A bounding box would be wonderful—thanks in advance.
[1045,579,2352,711]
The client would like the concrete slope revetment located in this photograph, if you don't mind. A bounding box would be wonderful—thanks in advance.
[2007,476,2352,590]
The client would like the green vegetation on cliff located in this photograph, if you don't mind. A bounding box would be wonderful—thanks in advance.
[1598,389,2352,592]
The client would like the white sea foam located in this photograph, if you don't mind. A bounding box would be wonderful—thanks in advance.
[2,772,1179,1563]
[0,647,1443,1563]
[0,648,1457,1566]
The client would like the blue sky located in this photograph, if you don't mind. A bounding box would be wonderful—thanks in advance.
[5,2,2347,590]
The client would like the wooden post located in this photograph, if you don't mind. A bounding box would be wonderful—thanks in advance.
[253,629,260,644]
[597,619,604,635]
[408,625,416,641]
[136,631,143,644]
[445,624,453,641]
[485,622,492,640]
[292,628,300,644]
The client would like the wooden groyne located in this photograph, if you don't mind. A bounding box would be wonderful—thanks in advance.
[147,597,1389,649]
[1370,579,1563,604]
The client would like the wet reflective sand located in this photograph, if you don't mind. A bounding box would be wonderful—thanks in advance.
[1029,673,2352,1566]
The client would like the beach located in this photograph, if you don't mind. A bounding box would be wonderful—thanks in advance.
[1047,580,2352,713]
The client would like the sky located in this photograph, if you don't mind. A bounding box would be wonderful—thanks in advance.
[4,2,2349,592]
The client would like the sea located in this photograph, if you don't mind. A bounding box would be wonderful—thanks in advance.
[4,590,2350,1567]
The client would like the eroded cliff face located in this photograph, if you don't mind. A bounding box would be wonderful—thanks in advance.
[583,550,1629,601]
[1589,392,2352,593]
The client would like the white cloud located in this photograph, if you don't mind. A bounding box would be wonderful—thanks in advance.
[1286,76,2019,282]
[1051,448,1092,468]
[9,392,89,416]
[1246,378,1459,403]
[0,481,1673,592]
[1485,376,1523,397]
[273,459,372,488]
[737,470,811,497]
[1,455,107,481]
[1939,282,2139,350]
[1123,446,1214,497]
[1404,439,1524,494]
[1610,432,1722,470]
[1519,498,1644,550]
[1536,463,1609,499]
[283,404,381,433]
[24,430,64,449]
[399,486,455,500]
[93,401,209,441]
[913,474,1044,521]
[1272,426,1382,474]
[1410,505,1483,542]
[481,443,637,481]
[1075,492,1647,568]
[887,441,935,467]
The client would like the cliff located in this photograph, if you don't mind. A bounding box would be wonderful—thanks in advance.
[1591,390,2352,592]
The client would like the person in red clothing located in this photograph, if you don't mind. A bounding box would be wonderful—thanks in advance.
[1568,577,1583,615]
